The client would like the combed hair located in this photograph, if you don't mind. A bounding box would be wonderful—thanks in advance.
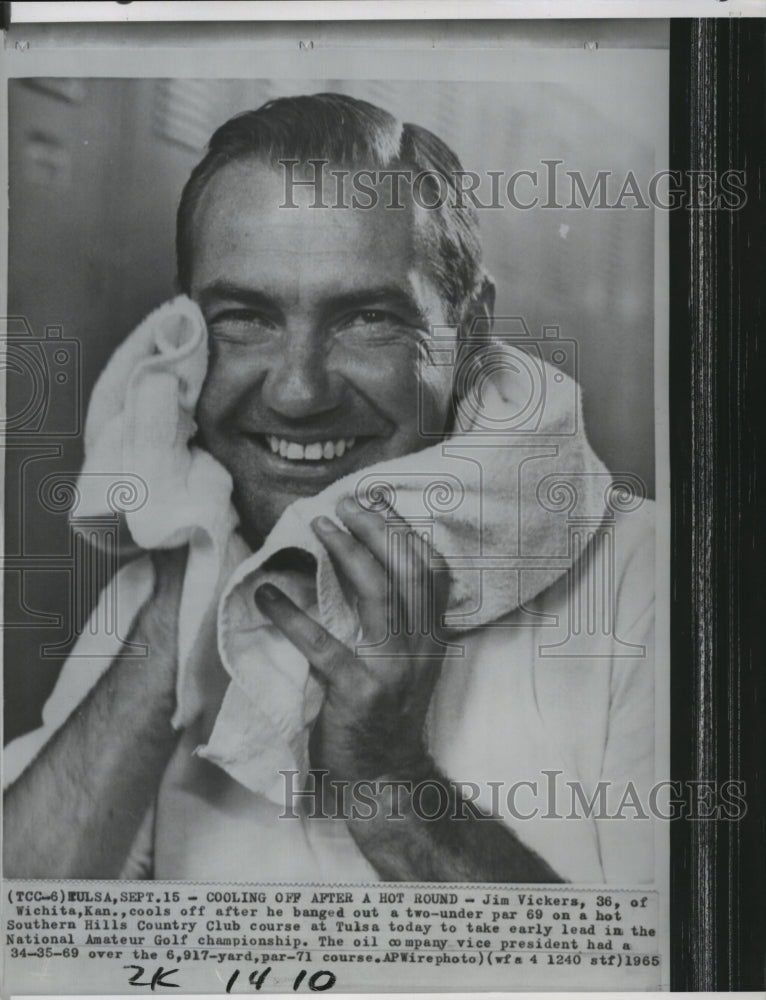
[176,93,488,321]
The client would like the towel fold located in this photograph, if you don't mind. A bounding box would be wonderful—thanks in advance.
[78,296,611,803]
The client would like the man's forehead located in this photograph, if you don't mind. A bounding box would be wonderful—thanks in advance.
[190,158,445,302]
[194,158,417,235]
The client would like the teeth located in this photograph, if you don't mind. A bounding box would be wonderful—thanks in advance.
[266,436,358,461]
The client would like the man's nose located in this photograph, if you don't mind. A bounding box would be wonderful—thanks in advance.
[260,326,342,420]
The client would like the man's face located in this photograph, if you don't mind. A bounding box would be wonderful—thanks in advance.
[191,160,456,543]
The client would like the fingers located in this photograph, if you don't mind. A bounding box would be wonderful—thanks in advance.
[254,583,351,686]
[311,512,390,640]
[335,498,432,589]
[335,497,389,563]
[311,514,386,601]
[332,499,430,609]
[313,500,446,641]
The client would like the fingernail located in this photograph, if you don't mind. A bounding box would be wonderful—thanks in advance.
[338,497,358,515]
[255,583,281,603]
[314,515,338,533]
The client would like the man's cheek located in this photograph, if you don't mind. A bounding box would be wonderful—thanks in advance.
[196,368,240,435]
[194,397,219,448]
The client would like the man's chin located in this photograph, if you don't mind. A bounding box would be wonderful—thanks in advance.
[233,481,342,550]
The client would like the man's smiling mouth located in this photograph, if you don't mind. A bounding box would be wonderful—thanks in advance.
[254,435,362,463]
[244,431,373,462]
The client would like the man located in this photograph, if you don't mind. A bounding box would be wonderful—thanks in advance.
[3,94,654,882]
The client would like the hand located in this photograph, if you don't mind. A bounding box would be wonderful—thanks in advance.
[254,498,451,784]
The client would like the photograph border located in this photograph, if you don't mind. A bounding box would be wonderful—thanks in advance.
[0,7,764,994]
[669,16,766,992]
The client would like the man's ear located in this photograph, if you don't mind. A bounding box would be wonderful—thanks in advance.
[460,274,496,337]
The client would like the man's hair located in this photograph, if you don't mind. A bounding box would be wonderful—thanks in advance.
[176,92,490,322]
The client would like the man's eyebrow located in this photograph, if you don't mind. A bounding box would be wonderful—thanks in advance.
[197,281,277,311]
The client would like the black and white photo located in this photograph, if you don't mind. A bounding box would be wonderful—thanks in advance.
[0,16,686,993]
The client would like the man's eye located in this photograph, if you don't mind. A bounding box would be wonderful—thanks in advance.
[356,309,390,324]
[338,309,401,331]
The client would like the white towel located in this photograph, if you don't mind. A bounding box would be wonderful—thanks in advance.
[77,296,611,801]
[74,296,244,727]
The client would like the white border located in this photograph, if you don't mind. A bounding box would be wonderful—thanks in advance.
[8,0,766,23]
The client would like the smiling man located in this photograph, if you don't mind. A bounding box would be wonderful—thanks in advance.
[3,94,655,884]
[189,157,459,545]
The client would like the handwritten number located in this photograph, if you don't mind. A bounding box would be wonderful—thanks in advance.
[293,969,307,991]
[123,965,179,990]
[249,967,272,990]
[124,966,143,986]
[308,970,337,991]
